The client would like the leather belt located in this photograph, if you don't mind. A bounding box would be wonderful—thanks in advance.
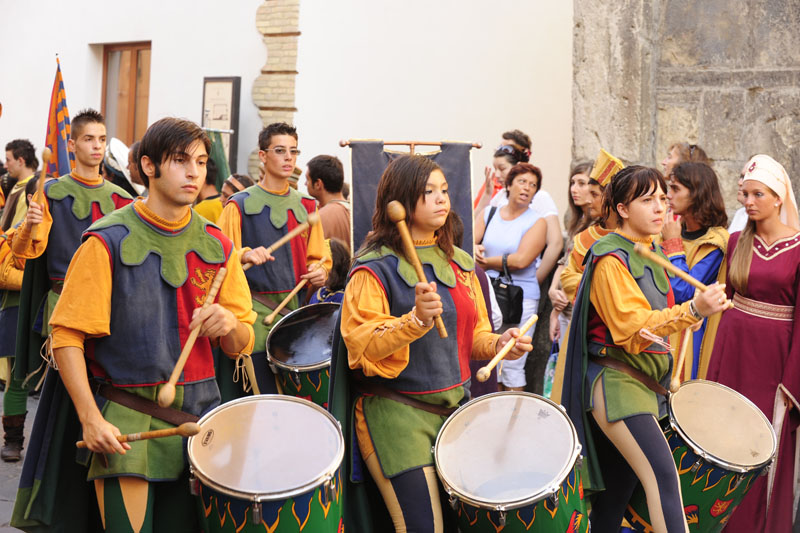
[355,379,457,417]
[590,356,669,396]
[252,293,290,318]
[91,381,199,425]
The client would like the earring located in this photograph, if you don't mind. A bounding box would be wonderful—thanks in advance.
[775,203,780,207]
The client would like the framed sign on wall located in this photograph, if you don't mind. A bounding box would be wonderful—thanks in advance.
[201,76,240,171]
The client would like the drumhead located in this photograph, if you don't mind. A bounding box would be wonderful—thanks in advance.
[670,380,776,470]
[266,303,339,371]
[187,396,344,500]
[435,391,581,509]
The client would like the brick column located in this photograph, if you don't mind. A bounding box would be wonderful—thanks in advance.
[251,0,300,177]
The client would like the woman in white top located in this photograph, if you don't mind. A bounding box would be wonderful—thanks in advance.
[475,163,547,390]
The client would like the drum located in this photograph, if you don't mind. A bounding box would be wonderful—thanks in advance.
[624,380,776,532]
[435,391,588,532]
[266,302,339,408]
[187,396,344,533]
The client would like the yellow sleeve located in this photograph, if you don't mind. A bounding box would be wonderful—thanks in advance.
[306,206,332,274]
[217,202,244,250]
[11,189,52,259]
[341,269,432,378]
[50,236,113,348]
[589,255,697,354]
[0,234,23,290]
[561,245,584,302]
[218,247,256,356]
[470,271,500,360]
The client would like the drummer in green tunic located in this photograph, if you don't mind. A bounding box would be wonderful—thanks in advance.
[560,166,730,533]
[340,155,532,533]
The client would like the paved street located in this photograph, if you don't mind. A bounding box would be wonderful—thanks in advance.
[0,393,37,533]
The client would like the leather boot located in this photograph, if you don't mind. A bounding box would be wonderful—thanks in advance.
[1,413,26,462]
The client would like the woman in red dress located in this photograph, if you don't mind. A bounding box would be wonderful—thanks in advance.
[707,154,800,532]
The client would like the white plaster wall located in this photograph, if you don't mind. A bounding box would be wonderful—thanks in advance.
[0,0,264,174]
[295,0,574,223]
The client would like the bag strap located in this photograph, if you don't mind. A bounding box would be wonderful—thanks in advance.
[479,207,498,245]
[501,253,514,283]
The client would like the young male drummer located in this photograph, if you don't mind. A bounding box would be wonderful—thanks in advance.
[47,117,255,530]
[217,122,330,395]
[13,110,134,354]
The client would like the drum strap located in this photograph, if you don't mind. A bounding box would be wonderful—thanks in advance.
[354,380,457,417]
[252,293,291,317]
[91,382,200,426]
[589,356,669,396]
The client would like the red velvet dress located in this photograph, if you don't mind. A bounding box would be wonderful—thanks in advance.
[708,231,800,532]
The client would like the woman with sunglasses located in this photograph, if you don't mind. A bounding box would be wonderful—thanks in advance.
[661,162,728,381]
[707,155,800,532]
[475,163,547,391]
[561,166,729,533]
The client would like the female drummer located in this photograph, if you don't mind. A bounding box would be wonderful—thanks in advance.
[707,155,800,532]
[661,162,728,381]
[341,155,532,533]
[560,166,729,533]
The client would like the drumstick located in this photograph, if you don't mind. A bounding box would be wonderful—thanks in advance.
[476,314,539,382]
[30,148,52,241]
[262,257,328,325]
[242,212,320,271]
[670,329,692,393]
[158,267,227,408]
[386,201,448,338]
[76,422,200,448]
[633,243,733,309]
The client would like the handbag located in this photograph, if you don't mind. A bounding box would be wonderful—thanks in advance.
[491,254,523,324]
[481,206,524,324]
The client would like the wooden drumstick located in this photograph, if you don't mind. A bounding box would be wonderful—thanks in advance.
[242,212,320,271]
[476,314,539,382]
[386,201,448,338]
[633,243,733,309]
[76,422,201,448]
[30,147,52,241]
[263,257,327,325]
[158,268,227,408]
[670,329,692,393]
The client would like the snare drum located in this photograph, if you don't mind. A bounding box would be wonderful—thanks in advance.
[266,303,339,408]
[435,392,588,532]
[625,380,776,532]
[188,396,344,532]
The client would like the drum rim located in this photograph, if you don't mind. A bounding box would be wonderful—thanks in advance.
[669,379,777,472]
[187,395,345,501]
[265,302,339,372]
[434,391,582,510]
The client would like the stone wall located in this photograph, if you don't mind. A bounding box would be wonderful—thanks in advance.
[573,0,800,211]
[251,0,301,177]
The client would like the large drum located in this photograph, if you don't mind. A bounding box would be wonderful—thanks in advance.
[188,396,344,532]
[625,380,776,532]
[435,391,589,532]
[266,302,339,408]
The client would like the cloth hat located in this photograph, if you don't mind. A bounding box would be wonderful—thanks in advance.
[590,148,624,187]
[742,154,799,230]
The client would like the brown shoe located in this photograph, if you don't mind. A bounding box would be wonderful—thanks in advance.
[1,413,26,462]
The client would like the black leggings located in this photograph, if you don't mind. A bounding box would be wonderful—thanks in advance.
[589,385,687,533]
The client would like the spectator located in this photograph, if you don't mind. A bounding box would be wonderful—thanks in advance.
[1,139,38,231]
[660,141,711,177]
[305,155,350,244]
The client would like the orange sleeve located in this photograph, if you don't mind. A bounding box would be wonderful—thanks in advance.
[341,269,432,378]
[50,236,113,349]
[589,255,697,354]
[306,205,332,274]
[11,189,52,259]
[217,247,256,356]
[0,232,24,290]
